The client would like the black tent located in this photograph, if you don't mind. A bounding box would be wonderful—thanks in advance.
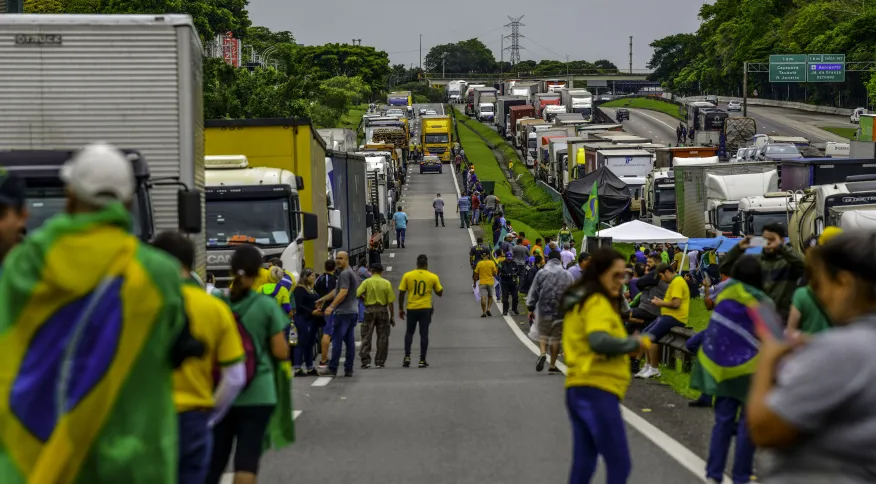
[563,167,631,227]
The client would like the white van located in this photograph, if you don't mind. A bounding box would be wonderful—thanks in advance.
[825,141,850,158]
[850,107,868,124]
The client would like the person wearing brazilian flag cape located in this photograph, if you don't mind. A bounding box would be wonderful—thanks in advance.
[690,255,768,484]
[0,143,198,483]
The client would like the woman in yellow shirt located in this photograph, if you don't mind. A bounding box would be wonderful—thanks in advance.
[560,248,650,484]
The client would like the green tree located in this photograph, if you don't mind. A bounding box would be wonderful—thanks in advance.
[100,0,251,41]
[291,43,391,93]
[593,59,619,71]
[424,39,496,74]
[23,0,64,13]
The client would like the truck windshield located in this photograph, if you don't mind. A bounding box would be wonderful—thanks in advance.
[717,207,737,232]
[425,134,449,144]
[25,186,143,238]
[207,197,295,247]
[528,138,537,149]
[654,187,675,211]
[748,212,788,235]
[481,106,494,112]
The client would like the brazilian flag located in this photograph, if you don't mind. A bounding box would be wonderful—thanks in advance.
[690,281,770,402]
[0,203,186,484]
[582,180,599,237]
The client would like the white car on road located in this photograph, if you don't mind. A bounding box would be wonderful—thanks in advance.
[727,100,742,112]
[425,109,437,115]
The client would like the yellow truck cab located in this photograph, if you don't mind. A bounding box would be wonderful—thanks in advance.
[421,115,453,162]
[204,155,319,286]
[205,118,327,268]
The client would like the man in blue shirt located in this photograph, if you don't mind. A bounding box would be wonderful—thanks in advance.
[457,193,471,229]
[392,205,408,248]
[0,170,28,268]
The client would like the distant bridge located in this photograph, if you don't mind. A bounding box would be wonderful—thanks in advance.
[425,70,653,89]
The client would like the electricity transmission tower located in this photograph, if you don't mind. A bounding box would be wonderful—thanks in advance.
[504,15,525,65]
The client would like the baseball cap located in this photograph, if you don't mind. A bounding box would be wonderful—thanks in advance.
[818,226,843,246]
[60,142,135,208]
[0,168,26,207]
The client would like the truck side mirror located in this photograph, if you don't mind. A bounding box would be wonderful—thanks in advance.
[177,189,202,234]
[301,212,319,241]
[330,227,343,249]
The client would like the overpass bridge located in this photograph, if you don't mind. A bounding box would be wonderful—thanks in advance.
[425,70,654,90]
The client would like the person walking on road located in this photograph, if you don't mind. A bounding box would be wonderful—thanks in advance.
[357,263,395,369]
[527,250,574,374]
[471,192,481,225]
[512,237,530,275]
[322,252,361,377]
[561,248,650,484]
[483,192,498,223]
[469,236,491,269]
[314,259,338,368]
[474,251,498,317]
[457,192,471,229]
[392,205,408,248]
[499,251,521,316]
[433,193,445,227]
[398,254,444,368]
[292,268,321,376]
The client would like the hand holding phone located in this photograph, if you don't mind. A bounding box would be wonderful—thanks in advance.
[749,236,767,247]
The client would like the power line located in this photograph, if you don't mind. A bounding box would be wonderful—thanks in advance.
[520,34,565,61]
[504,15,524,65]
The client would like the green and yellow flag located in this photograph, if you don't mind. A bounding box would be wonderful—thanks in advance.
[264,360,296,450]
[0,203,186,484]
[582,180,599,237]
[492,226,508,251]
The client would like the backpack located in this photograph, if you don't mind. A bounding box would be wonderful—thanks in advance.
[213,311,258,389]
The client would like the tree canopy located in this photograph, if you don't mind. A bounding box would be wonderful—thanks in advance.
[23,0,392,127]
[647,0,876,107]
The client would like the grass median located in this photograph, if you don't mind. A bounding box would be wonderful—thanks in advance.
[819,126,857,139]
[602,98,684,121]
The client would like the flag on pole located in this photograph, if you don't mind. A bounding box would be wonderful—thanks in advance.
[492,226,508,251]
[582,180,599,237]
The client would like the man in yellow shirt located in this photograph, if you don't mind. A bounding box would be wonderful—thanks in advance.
[637,263,690,379]
[398,254,443,368]
[356,263,395,368]
[473,251,498,317]
[151,232,246,484]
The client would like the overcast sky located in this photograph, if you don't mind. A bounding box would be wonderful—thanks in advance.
[247,0,705,71]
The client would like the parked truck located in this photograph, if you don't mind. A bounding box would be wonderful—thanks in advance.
[540,79,567,93]
[205,118,327,268]
[495,96,529,137]
[640,168,678,230]
[325,150,369,260]
[654,146,719,168]
[446,80,466,103]
[674,160,779,237]
[388,91,412,107]
[359,154,397,249]
[594,149,654,214]
[0,14,205,271]
[508,82,538,98]
[464,84,486,114]
[789,179,876,252]
[472,87,498,117]
[780,158,876,192]
[204,155,319,286]
[561,89,594,118]
[421,115,453,162]
[508,105,537,141]
[476,103,495,122]
[318,128,358,152]
[533,92,563,117]
[735,192,800,237]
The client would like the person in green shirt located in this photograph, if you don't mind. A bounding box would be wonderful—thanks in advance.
[786,230,842,335]
[356,263,396,368]
[207,245,290,484]
[556,223,573,247]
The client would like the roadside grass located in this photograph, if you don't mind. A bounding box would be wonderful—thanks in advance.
[819,126,857,140]
[338,103,368,133]
[602,98,684,121]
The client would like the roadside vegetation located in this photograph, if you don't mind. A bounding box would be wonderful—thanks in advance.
[601,98,684,121]
[819,126,857,140]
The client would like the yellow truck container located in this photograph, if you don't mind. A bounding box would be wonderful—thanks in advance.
[205,118,328,265]
[421,115,453,162]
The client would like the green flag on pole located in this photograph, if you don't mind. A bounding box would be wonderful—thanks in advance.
[582,181,599,237]
[493,226,508,251]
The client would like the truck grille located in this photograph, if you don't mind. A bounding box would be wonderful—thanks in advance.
[428,147,447,154]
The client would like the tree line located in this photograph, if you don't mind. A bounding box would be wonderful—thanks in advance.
[422,38,619,76]
[22,0,392,127]
[646,0,876,108]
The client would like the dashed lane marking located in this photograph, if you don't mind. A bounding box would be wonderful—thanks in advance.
[311,377,332,387]
[386,266,392,272]
[389,252,395,258]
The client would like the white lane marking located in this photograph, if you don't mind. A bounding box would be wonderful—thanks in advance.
[386,266,392,272]
[311,376,332,387]
[453,125,730,484]
[293,410,303,420]
[631,109,676,131]
[391,240,397,246]
[389,252,395,258]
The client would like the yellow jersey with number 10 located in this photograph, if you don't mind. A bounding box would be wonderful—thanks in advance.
[399,269,443,310]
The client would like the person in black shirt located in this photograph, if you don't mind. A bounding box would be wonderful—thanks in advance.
[314,259,338,368]
[499,252,520,316]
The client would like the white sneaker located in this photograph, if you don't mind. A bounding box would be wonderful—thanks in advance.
[634,364,651,379]
[642,367,661,379]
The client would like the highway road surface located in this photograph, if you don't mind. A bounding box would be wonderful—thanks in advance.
[221,104,727,483]
[601,106,678,145]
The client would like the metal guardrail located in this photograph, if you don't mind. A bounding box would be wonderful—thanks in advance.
[657,326,696,372]
[670,94,855,116]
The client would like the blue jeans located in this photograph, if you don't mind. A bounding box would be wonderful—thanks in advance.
[643,315,684,341]
[329,313,357,374]
[293,315,316,370]
[459,211,470,228]
[358,299,365,322]
[707,397,755,483]
[178,410,212,484]
[566,386,631,484]
[395,228,406,247]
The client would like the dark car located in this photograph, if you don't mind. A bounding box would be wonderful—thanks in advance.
[420,155,442,174]
[615,108,630,122]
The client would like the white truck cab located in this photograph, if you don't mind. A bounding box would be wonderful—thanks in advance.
[851,107,869,124]
[205,155,317,286]
[476,102,495,122]
[735,192,798,236]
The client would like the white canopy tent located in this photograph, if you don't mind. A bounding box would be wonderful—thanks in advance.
[595,220,688,244]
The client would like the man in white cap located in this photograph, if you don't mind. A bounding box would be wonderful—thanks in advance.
[0,142,196,483]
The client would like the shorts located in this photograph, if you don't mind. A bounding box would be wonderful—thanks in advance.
[643,315,684,342]
[479,283,496,299]
[537,317,562,342]
[323,315,334,337]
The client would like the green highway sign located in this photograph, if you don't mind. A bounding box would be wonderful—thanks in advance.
[769,62,806,82]
[768,53,846,83]
[769,54,807,63]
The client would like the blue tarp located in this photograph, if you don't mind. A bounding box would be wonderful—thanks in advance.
[685,237,725,251]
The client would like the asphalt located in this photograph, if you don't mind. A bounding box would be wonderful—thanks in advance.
[600,106,678,145]
[244,103,709,484]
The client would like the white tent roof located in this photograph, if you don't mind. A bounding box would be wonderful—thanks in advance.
[596,220,689,243]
